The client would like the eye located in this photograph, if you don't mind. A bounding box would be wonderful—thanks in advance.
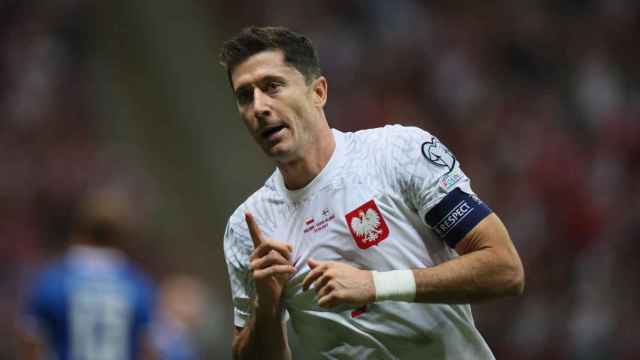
[264,80,282,94]
[236,87,253,105]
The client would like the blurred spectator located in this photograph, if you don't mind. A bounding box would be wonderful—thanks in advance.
[17,188,157,359]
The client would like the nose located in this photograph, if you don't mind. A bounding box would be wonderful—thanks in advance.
[252,88,271,120]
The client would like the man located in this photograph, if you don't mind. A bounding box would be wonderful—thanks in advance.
[220,26,524,360]
[18,189,156,360]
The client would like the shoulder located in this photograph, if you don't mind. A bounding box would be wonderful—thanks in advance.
[344,125,434,154]
[32,260,67,290]
[224,174,285,254]
[342,125,435,170]
[25,259,68,307]
[352,124,432,140]
[122,263,155,293]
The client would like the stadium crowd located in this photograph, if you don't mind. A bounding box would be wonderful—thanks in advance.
[1,1,639,359]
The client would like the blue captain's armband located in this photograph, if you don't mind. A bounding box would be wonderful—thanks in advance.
[425,187,492,248]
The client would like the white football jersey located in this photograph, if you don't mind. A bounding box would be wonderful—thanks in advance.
[224,125,495,359]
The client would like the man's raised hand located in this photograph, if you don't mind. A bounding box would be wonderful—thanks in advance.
[245,212,294,311]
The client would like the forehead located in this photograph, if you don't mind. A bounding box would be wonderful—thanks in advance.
[231,50,303,90]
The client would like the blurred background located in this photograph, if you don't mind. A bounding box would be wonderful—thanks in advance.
[1,0,639,359]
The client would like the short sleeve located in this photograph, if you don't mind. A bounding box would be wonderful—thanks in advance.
[384,125,492,247]
[134,274,157,331]
[223,214,256,328]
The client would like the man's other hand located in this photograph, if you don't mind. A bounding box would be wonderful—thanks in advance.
[302,259,375,308]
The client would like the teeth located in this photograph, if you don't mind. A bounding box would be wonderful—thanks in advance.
[264,126,284,137]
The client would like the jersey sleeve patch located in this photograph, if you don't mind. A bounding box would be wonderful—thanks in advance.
[424,187,492,248]
[421,136,457,173]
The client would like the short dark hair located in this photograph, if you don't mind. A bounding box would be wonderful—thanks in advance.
[219,26,322,86]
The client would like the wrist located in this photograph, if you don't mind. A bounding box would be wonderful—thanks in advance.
[371,270,416,302]
[254,297,285,320]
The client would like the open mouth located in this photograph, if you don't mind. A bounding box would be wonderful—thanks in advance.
[261,125,287,139]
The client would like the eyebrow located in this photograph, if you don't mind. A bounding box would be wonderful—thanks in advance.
[259,75,287,85]
[234,75,288,98]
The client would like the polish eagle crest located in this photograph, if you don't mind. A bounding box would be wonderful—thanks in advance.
[350,209,383,242]
[345,199,390,249]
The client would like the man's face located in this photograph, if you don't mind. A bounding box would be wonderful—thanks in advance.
[231,50,325,162]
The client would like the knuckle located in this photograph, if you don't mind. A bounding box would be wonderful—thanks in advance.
[269,249,285,261]
[252,270,263,280]
[266,252,281,264]
[264,251,276,262]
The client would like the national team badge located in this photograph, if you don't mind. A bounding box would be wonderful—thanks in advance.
[345,199,389,249]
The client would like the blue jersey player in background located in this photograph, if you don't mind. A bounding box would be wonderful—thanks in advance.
[18,188,157,360]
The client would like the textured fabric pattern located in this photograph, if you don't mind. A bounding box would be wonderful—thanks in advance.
[223,125,495,359]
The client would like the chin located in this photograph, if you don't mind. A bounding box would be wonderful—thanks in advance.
[270,151,295,163]
[266,146,298,163]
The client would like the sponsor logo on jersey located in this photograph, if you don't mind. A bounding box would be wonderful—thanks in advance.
[345,199,389,249]
[303,209,335,234]
[421,137,457,173]
[434,200,474,238]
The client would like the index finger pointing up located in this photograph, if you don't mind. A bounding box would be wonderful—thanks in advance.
[245,212,263,248]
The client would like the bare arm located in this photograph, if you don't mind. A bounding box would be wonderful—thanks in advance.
[232,313,291,360]
[413,213,524,303]
[304,213,524,307]
[231,213,293,360]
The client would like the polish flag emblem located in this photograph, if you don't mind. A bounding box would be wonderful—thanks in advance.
[345,199,389,249]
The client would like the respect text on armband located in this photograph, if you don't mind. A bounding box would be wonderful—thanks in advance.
[434,200,474,238]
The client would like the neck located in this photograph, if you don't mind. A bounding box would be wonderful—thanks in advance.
[278,126,336,190]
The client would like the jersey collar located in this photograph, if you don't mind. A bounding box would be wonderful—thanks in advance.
[275,129,344,203]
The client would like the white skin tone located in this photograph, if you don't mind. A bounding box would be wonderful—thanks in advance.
[230,50,524,360]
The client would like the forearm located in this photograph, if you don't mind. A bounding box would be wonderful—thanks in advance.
[303,215,523,308]
[233,212,295,360]
[410,214,524,303]
[412,245,524,303]
[403,214,523,304]
[232,304,291,360]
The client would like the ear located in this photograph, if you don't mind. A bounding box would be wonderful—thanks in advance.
[311,76,328,108]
